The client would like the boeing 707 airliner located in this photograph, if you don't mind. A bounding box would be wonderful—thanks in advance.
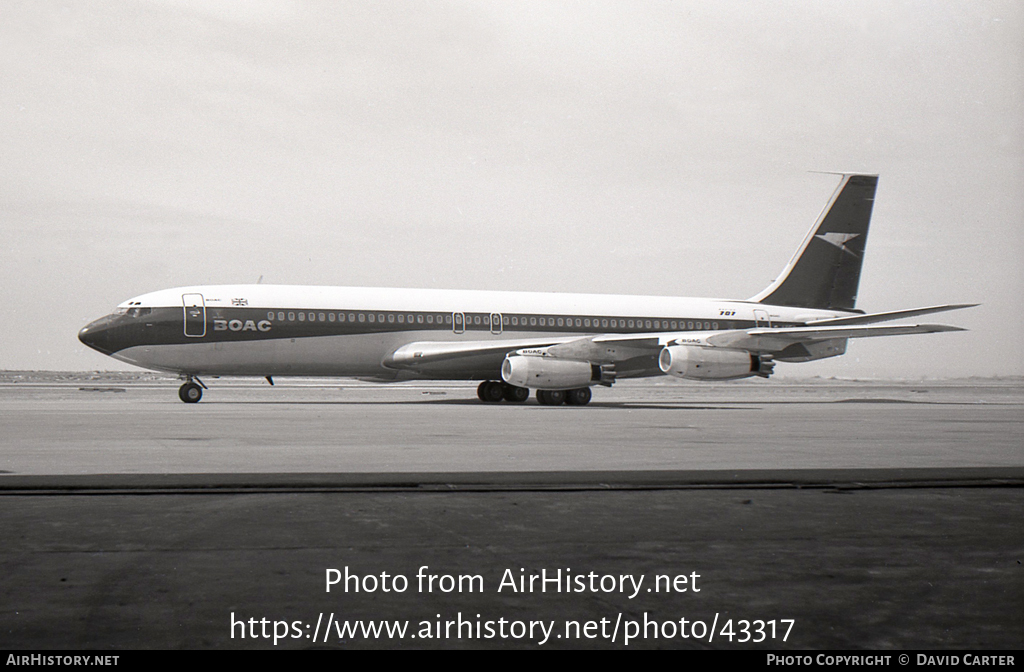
[78,174,974,404]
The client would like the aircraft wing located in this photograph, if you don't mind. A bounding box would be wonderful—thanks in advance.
[383,313,971,373]
[382,336,579,369]
[585,323,968,356]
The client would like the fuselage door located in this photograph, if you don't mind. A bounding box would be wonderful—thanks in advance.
[490,313,503,335]
[452,312,465,334]
[753,309,771,328]
[183,293,206,337]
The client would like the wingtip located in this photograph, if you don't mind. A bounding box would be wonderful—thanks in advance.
[807,170,880,178]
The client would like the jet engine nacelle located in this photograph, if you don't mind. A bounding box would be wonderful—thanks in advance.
[501,355,595,390]
[659,345,771,380]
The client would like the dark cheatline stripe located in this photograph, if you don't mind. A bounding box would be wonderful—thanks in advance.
[82,305,779,354]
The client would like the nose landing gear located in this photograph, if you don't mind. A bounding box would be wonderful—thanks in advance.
[178,376,206,403]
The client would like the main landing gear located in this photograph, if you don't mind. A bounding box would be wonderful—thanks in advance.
[178,376,206,404]
[476,381,592,405]
[538,387,592,406]
[477,381,530,403]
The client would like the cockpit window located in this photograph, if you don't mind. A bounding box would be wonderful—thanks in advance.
[125,307,152,318]
[114,307,128,315]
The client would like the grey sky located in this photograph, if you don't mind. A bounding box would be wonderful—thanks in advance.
[1,1,1021,377]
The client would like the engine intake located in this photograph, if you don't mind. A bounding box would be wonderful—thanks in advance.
[658,345,774,380]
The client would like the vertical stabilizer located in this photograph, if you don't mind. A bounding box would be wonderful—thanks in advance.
[749,174,878,311]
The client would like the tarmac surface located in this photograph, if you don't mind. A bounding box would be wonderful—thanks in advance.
[0,376,1021,649]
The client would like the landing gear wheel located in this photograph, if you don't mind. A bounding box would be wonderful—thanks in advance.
[537,389,566,406]
[478,381,505,403]
[565,387,592,406]
[502,384,530,403]
[178,382,202,403]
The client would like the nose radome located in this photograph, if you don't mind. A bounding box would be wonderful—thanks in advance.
[78,322,99,345]
[78,317,114,355]
[79,324,101,352]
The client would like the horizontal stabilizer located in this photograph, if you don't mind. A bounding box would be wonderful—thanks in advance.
[806,304,978,327]
[744,323,965,340]
[705,323,966,352]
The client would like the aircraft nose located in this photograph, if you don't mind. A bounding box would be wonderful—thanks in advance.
[78,316,117,355]
[78,325,96,348]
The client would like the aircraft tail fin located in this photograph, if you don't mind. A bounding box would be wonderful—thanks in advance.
[749,173,878,311]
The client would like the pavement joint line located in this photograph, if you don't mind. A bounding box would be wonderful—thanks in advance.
[0,479,1021,495]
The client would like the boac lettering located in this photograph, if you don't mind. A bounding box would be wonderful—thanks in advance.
[213,319,272,332]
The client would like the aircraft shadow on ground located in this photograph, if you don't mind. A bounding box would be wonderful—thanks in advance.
[203,399,752,410]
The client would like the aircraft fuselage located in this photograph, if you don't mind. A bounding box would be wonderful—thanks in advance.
[78,285,849,381]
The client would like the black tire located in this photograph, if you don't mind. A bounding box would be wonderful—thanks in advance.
[502,384,530,403]
[480,381,505,403]
[178,382,202,403]
[538,389,565,406]
[566,387,592,406]
[477,381,490,401]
